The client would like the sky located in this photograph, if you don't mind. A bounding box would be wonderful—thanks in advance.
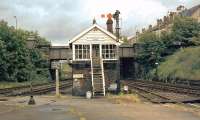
[0,0,200,45]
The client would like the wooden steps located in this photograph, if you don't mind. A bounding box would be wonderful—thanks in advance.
[91,57,105,96]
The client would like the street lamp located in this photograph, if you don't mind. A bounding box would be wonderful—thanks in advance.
[13,16,18,30]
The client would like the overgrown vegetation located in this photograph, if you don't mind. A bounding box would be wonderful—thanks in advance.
[107,93,141,104]
[156,47,200,81]
[0,80,48,89]
[0,20,50,83]
[137,16,200,80]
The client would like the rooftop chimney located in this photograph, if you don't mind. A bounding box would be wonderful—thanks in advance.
[142,28,146,33]
[149,25,153,31]
[136,31,140,36]
[93,18,97,24]
[106,18,113,33]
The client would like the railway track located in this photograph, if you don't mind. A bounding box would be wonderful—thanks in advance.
[125,80,200,104]
[127,80,200,96]
[0,80,72,97]
[127,82,171,103]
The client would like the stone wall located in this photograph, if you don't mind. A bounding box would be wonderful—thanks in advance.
[72,61,118,96]
[192,8,200,22]
[72,62,92,96]
[104,62,118,89]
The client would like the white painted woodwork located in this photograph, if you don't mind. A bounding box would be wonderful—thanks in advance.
[70,24,121,61]
[73,28,118,45]
[90,47,94,95]
[72,44,75,60]
[100,58,106,96]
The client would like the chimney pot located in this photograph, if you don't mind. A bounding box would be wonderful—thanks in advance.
[142,28,146,33]
[93,18,97,24]
[106,18,113,33]
[149,25,152,30]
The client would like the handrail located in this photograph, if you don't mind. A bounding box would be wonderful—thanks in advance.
[91,57,94,96]
[100,57,106,96]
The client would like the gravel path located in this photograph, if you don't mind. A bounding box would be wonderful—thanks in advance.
[0,94,199,120]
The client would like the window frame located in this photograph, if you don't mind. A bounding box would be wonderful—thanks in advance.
[102,44,117,60]
[74,44,90,60]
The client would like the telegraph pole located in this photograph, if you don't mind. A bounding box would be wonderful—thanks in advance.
[113,10,121,94]
[113,10,121,41]
[51,61,60,97]
[14,16,18,30]
[55,68,60,97]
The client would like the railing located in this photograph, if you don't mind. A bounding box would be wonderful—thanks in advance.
[100,57,106,96]
[90,57,94,96]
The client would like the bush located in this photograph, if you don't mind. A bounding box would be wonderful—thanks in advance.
[155,47,200,81]
[0,20,49,82]
[137,16,200,79]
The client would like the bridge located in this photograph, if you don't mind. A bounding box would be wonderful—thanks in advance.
[26,39,138,80]
[26,39,137,61]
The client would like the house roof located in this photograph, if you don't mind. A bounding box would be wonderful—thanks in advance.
[127,35,135,41]
[69,24,122,44]
[181,4,200,16]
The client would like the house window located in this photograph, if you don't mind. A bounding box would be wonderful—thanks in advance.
[102,44,117,59]
[75,45,90,59]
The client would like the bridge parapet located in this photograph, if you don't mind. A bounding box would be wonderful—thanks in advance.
[49,46,72,60]
[119,45,136,58]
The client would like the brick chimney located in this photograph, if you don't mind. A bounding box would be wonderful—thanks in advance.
[106,18,113,33]
[149,25,153,31]
[142,28,146,33]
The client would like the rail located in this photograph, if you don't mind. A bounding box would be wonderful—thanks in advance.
[124,80,200,103]
[0,80,72,96]
[100,58,105,96]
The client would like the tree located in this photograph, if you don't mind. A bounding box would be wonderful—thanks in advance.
[137,32,166,73]
[136,16,200,79]
[0,20,49,82]
[172,16,200,46]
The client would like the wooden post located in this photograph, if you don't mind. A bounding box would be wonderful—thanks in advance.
[55,68,60,97]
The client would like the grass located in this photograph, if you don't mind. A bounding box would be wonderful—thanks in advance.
[156,47,200,80]
[107,93,141,104]
[0,80,49,89]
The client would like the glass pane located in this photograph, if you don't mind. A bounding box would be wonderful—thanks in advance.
[75,50,78,59]
[110,54,113,59]
[106,53,109,58]
[79,45,82,49]
[102,54,105,59]
[86,45,90,49]
[75,54,78,59]
[78,53,80,59]
[106,45,109,49]
[83,54,86,59]
[102,45,105,49]
[110,49,113,54]
[110,45,113,49]
[106,49,109,53]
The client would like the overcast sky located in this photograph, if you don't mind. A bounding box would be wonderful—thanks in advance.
[0,0,200,45]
